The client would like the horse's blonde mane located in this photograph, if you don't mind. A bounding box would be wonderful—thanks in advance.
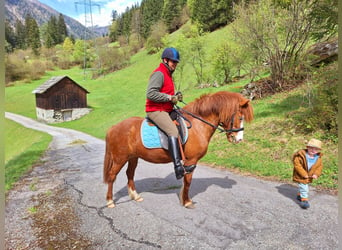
[184,91,254,123]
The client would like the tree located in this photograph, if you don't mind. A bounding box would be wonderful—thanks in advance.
[122,7,133,43]
[15,19,26,50]
[188,0,235,32]
[109,20,119,42]
[187,28,207,85]
[25,14,41,55]
[140,0,164,39]
[5,20,16,52]
[130,9,144,49]
[212,43,234,84]
[63,37,74,54]
[162,0,182,32]
[44,15,59,48]
[232,0,316,89]
[145,21,167,54]
[72,39,86,65]
[111,10,118,21]
[308,0,338,41]
[130,8,143,44]
[57,14,68,43]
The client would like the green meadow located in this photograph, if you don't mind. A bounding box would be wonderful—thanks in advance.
[5,119,51,190]
[5,29,337,192]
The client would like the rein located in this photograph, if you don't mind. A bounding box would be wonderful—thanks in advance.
[174,102,244,134]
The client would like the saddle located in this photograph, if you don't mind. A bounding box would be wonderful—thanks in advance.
[141,110,190,150]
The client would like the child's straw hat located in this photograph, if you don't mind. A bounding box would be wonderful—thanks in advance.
[306,138,322,149]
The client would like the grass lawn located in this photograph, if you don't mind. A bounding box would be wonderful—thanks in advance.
[5,118,52,191]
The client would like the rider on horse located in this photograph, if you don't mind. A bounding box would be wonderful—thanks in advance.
[145,47,195,179]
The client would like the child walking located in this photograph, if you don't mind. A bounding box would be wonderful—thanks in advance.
[292,139,323,209]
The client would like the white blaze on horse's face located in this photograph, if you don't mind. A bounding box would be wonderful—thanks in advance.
[227,115,244,143]
[235,120,244,143]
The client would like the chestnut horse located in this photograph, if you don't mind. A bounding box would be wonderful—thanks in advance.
[103,91,254,208]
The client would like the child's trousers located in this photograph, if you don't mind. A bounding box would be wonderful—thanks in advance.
[298,183,309,199]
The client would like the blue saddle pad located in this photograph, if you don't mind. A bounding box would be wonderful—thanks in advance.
[141,119,163,148]
[141,118,188,149]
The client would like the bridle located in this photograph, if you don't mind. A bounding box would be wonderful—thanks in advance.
[174,104,244,135]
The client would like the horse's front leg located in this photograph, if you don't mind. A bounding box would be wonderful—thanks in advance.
[106,181,115,208]
[126,158,144,202]
[179,172,195,209]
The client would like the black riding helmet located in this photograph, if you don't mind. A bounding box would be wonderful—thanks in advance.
[161,47,180,62]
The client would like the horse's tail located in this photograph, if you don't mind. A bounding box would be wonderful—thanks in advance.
[103,135,113,184]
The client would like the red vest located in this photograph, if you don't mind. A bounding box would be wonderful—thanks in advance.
[145,63,175,112]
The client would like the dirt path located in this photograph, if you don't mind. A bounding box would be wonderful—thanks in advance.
[5,112,338,249]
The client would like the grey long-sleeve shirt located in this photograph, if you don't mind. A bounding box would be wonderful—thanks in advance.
[146,70,173,103]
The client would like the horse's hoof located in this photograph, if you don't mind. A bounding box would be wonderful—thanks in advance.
[184,202,195,209]
[135,196,144,202]
[128,188,143,202]
[107,200,115,208]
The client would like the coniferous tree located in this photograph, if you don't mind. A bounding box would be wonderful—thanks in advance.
[109,20,119,42]
[162,0,182,32]
[140,0,164,39]
[25,14,41,55]
[15,19,26,50]
[131,8,143,44]
[122,7,132,43]
[5,20,16,52]
[188,0,235,32]
[111,10,118,22]
[57,14,68,43]
[47,15,59,47]
[308,0,338,41]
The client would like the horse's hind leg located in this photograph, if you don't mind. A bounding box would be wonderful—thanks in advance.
[126,157,143,202]
[105,160,127,208]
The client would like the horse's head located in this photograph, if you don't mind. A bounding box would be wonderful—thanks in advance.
[221,110,245,143]
[219,95,253,144]
[184,91,254,144]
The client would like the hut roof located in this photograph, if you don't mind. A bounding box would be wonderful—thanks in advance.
[32,76,89,94]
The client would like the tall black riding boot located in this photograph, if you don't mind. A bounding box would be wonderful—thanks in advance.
[168,136,185,179]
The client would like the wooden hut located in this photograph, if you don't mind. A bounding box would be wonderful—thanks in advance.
[32,76,90,123]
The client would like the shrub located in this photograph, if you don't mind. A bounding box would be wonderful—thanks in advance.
[5,54,30,84]
[91,46,131,78]
[29,61,47,80]
[292,62,337,141]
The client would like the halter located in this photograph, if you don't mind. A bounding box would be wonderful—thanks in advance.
[174,104,244,134]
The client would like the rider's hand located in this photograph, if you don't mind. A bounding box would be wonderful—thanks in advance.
[170,95,179,104]
[175,91,183,102]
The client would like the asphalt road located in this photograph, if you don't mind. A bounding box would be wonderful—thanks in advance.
[5,112,338,249]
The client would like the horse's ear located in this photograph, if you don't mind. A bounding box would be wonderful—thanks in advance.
[239,98,250,107]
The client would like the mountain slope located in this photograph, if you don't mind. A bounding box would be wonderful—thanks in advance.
[5,0,105,38]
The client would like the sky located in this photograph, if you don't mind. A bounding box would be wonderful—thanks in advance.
[37,0,141,27]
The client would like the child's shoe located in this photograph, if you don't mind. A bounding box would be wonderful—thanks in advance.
[299,199,310,209]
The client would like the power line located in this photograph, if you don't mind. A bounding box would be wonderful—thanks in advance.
[74,0,102,78]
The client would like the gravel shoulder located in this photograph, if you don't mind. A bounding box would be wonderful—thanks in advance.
[5,112,338,249]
